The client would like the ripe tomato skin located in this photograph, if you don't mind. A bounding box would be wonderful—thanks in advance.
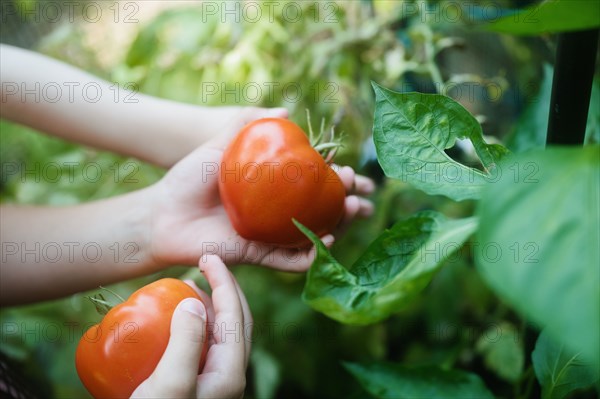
[219,118,346,247]
[75,278,208,399]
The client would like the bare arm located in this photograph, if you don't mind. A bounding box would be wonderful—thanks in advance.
[0,44,273,168]
[0,45,374,306]
[0,187,160,305]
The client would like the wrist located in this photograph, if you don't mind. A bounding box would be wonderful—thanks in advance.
[144,178,194,268]
[129,184,169,273]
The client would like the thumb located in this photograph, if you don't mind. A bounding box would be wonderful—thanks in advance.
[142,298,207,398]
[264,107,288,119]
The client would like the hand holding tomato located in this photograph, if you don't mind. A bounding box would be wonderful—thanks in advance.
[219,118,346,247]
[131,255,252,399]
[75,278,210,398]
[148,117,374,271]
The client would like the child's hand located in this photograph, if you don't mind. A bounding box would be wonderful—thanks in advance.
[155,106,291,168]
[147,131,375,272]
[131,255,251,398]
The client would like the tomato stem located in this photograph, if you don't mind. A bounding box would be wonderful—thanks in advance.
[86,294,113,316]
[305,108,344,162]
[85,286,126,316]
[99,285,126,303]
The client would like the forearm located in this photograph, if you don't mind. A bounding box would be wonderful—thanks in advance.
[0,44,214,167]
[0,186,162,305]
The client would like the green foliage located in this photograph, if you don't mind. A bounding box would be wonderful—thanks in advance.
[486,0,600,35]
[372,83,509,201]
[506,67,600,150]
[111,2,402,165]
[2,1,598,398]
[302,67,597,396]
[0,121,163,205]
[0,298,95,397]
[532,328,599,399]
[504,64,552,152]
[476,146,600,369]
[343,361,494,399]
[300,213,477,325]
[475,322,524,383]
[250,347,281,399]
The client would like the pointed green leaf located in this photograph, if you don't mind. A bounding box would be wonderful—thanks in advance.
[372,82,508,201]
[486,0,600,36]
[532,328,599,399]
[298,212,478,325]
[344,361,494,399]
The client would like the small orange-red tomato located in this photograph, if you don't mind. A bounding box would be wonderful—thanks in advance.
[219,118,346,247]
[75,278,208,398]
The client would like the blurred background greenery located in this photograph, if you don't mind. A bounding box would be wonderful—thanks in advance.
[1,0,597,398]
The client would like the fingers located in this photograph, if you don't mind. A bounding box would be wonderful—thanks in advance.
[196,255,248,399]
[335,165,376,196]
[230,275,253,367]
[257,235,335,272]
[334,165,374,221]
[343,195,374,221]
[334,195,375,238]
[132,298,207,398]
[240,106,288,122]
[184,279,216,340]
[262,107,288,119]
[353,174,376,196]
[340,195,361,227]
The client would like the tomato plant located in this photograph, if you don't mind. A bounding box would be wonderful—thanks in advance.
[1,1,599,398]
[75,278,208,399]
[219,118,346,247]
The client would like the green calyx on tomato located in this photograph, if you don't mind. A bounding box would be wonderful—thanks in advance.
[75,278,208,399]
[219,117,346,247]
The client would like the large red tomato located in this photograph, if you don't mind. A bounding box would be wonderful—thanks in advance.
[75,278,208,398]
[219,118,346,247]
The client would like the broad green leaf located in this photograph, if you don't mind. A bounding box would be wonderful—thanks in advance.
[343,361,494,399]
[372,82,508,201]
[486,0,600,35]
[300,212,478,325]
[532,328,599,399]
[504,64,552,152]
[476,146,600,369]
[475,322,524,383]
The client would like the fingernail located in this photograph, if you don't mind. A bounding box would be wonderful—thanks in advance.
[179,298,206,318]
[322,235,335,248]
[362,180,376,194]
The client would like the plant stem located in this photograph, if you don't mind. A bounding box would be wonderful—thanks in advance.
[546,29,599,145]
